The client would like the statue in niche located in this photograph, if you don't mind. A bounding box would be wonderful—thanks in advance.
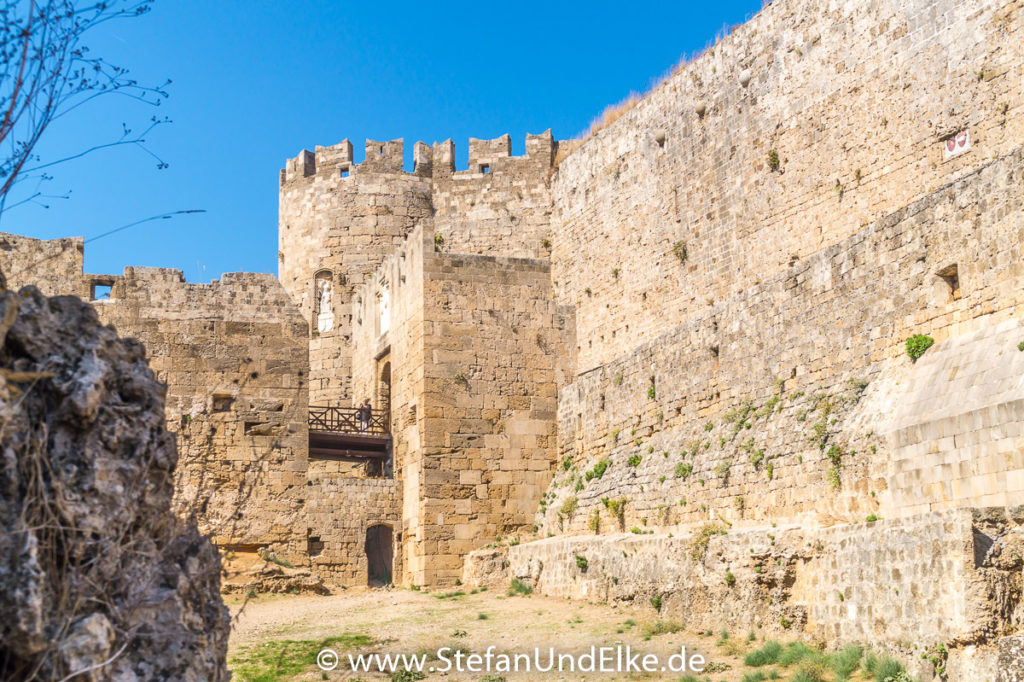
[316,277,334,333]
[379,285,391,335]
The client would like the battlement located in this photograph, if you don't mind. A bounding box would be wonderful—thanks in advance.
[433,130,554,179]
[281,132,555,184]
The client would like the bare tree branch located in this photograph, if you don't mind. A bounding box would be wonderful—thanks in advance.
[0,0,170,219]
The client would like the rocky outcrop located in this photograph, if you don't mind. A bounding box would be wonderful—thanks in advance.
[0,286,229,681]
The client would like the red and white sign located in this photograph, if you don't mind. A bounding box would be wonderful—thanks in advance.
[944,129,970,159]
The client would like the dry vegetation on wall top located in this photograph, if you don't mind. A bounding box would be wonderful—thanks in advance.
[554,93,641,167]
[552,19,746,169]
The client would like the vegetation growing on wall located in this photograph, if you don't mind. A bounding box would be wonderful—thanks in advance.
[905,334,934,361]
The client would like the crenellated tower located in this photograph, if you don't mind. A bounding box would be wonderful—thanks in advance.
[278,131,556,407]
[279,138,434,405]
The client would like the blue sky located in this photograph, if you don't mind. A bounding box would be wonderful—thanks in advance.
[6,0,762,282]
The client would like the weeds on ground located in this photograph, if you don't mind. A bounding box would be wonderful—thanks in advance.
[229,633,372,682]
[508,578,533,596]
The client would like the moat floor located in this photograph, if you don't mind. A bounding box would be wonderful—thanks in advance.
[226,588,878,681]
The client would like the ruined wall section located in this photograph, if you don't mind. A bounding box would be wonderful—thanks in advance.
[0,232,89,298]
[542,147,1024,537]
[551,0,1024,374]
[430,132,555,260]
[92,267,311,557]
[279,139,433,405]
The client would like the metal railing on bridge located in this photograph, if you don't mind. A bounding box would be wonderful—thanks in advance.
[308,405,389,436]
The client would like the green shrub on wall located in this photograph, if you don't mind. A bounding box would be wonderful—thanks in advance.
[905,334,934,362]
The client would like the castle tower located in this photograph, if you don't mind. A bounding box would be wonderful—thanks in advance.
[279,138,434,405]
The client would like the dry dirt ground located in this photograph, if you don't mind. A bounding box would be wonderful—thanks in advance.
[226,587,887,682]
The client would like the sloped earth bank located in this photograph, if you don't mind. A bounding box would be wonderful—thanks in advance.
[0,286,230,680]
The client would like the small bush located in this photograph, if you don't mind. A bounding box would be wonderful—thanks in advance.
[1018,340,1024,352]
[778,642,820,667]
[574,554,588,571]
[650,594,662,611]
[642,620,682,637]
[767,149,780,171]
[791,661,828,682]
[863,653,908,681]
[744,641,783,667]
[905,334,934,361]
[866,513,880,522]
[724,570,736,586]
[603,497,628,522]
[689,522,728,560]
[391,670,427,682]
[508,578,532,596]
[672,241,688,263]
[560,497,578,516]
[675,462,693,478]
[627,454,642,467]
[585,460,610,481]
[588,510,600,533]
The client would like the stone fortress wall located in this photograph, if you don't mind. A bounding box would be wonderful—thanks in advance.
[550,0,1023,373]
[3,0,1024,673]
[456,0,1024,676]
[0,233,400,586]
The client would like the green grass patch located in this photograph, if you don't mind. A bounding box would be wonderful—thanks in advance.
[829,644,863,680]
[432,590,466,600]
[641,620,683,637]
[508,578,533,596]
[863,653,910,681]
[778,641,821,667]
[229,633,373,682]
[744,640,783,667]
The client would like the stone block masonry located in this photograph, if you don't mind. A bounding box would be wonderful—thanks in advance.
[4,0,1024,670]
[543,146,1024,538]
[464,507,1024,680]
[0,238,404,587]
[279,132,557,408]
[550,0,1023,374]
[351,224,574,586]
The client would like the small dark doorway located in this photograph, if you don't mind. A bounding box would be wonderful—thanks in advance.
[366,524,393,586]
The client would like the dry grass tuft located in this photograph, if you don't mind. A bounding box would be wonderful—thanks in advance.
[552,93,640,170]
[551,16,752,172]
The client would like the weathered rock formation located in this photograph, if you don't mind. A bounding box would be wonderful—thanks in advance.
[0,286,229,681]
